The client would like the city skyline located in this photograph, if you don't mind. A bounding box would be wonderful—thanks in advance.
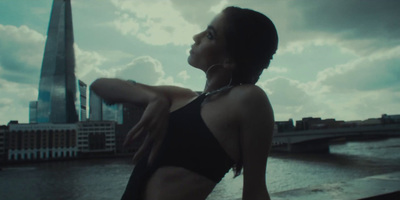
[0,0,399,125]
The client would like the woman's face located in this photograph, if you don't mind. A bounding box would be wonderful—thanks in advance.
[188,13,228,71]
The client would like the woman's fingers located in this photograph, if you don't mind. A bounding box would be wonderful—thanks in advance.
[123,122,145,147]
[147,120,168,165]
[148,133,163,165]
[125,96,171,164]
[130,119,168,165]
[132,134,152,164]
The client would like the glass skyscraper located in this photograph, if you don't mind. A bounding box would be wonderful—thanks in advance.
[29,101,38,124]
[37,0,78,123]
[89,91,123,124]
[77,80,87,122]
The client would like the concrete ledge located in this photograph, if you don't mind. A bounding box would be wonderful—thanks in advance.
[359,191,400,200]
[268,172,400,200]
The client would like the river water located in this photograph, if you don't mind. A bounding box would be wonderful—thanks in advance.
[1,138,399,200]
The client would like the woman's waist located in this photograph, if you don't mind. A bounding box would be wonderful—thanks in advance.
[144,166,217,200]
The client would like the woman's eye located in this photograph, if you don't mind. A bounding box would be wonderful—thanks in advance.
[206,32,214,40]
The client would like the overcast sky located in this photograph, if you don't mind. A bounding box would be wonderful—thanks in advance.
[0,0,399,125]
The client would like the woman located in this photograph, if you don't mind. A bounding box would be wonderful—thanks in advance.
[91,6,278,200]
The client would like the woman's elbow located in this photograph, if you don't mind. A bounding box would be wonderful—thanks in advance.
[90,78,104,90]
[90,78,115,92]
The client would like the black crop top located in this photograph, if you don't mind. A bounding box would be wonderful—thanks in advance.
[156,93,235,182]
[121,93,236,200]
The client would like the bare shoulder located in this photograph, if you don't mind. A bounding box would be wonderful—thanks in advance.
[228,84,274,133]
[229,84,272,112]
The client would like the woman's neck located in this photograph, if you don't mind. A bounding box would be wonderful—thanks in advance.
[203,70,232,95]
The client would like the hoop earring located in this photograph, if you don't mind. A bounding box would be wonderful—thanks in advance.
[205,64,222,78]
[227,73,233,86]
[204,67,234,96]
[205,63,233,86]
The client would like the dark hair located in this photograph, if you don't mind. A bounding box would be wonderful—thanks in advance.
[222,7,278,85]
[221,7,278,177]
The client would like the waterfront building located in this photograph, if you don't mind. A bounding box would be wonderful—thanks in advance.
[360,118,382,126]
[77,121,116,155]
[275,119,295,133]
[295,117,321,131]
[381,114,400,124]
[7,123,78,161]
[295,117,345,131]
[29,101,38,123]
[36,0,78,123]
[0,125,6,162]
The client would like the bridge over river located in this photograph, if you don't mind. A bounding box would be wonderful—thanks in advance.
[272,124,400,153]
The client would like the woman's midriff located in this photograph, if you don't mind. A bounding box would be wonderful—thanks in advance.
[144,166,218,200]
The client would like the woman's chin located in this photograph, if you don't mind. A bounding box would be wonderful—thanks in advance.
[187,56,195,67]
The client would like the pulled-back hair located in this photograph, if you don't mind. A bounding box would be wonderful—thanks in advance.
[222,7,278,85]
[221,7,278,177]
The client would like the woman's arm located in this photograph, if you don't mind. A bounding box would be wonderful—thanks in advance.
[90,78,196,107]
[91,78,166,106]
[90,78,197,163]
[237,85,274,200]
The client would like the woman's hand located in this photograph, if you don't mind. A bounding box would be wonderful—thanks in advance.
[91,78,196,165]
[123,95,171,165]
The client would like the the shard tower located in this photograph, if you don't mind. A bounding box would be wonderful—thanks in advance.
[37,0,78,123]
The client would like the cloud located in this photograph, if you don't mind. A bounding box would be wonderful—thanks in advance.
[0,25,43,124]
[262,44,400,121]
[0,24,109,124]
[113,56,165,84]
[107,55,187,87]
[0,24,45,85]
[209,0,229,14]
[169,0,229,25]
[74,44,107,80]
[177,70,190,81]
[0,79,37,124]
[111,0,200,46]
[317,46,400,92]
[267,66,288,74]
[326,90,399,121]
[286,0,400,55]
[259,72,398,122]
[293,0,400,39]
[258,77,331,121]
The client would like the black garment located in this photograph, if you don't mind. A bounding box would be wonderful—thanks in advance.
[121,94,235,199]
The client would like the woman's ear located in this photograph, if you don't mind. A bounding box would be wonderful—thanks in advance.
[223,58,236,70]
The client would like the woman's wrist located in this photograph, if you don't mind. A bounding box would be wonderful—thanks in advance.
[147,92,171,109]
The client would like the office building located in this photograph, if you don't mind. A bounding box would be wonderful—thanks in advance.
[89,91,122,124]
[7,123,78,161]
[77,121,116,154]
[0,125,6,162]
[29,101,38,123]
[77,80,87,121]
[36,0,78,123]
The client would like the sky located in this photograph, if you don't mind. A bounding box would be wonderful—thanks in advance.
[0,0,399,125]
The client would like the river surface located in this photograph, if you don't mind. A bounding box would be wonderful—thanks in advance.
[1,138,399,200]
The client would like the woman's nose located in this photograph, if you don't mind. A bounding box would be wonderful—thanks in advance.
[192,31,203,43]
